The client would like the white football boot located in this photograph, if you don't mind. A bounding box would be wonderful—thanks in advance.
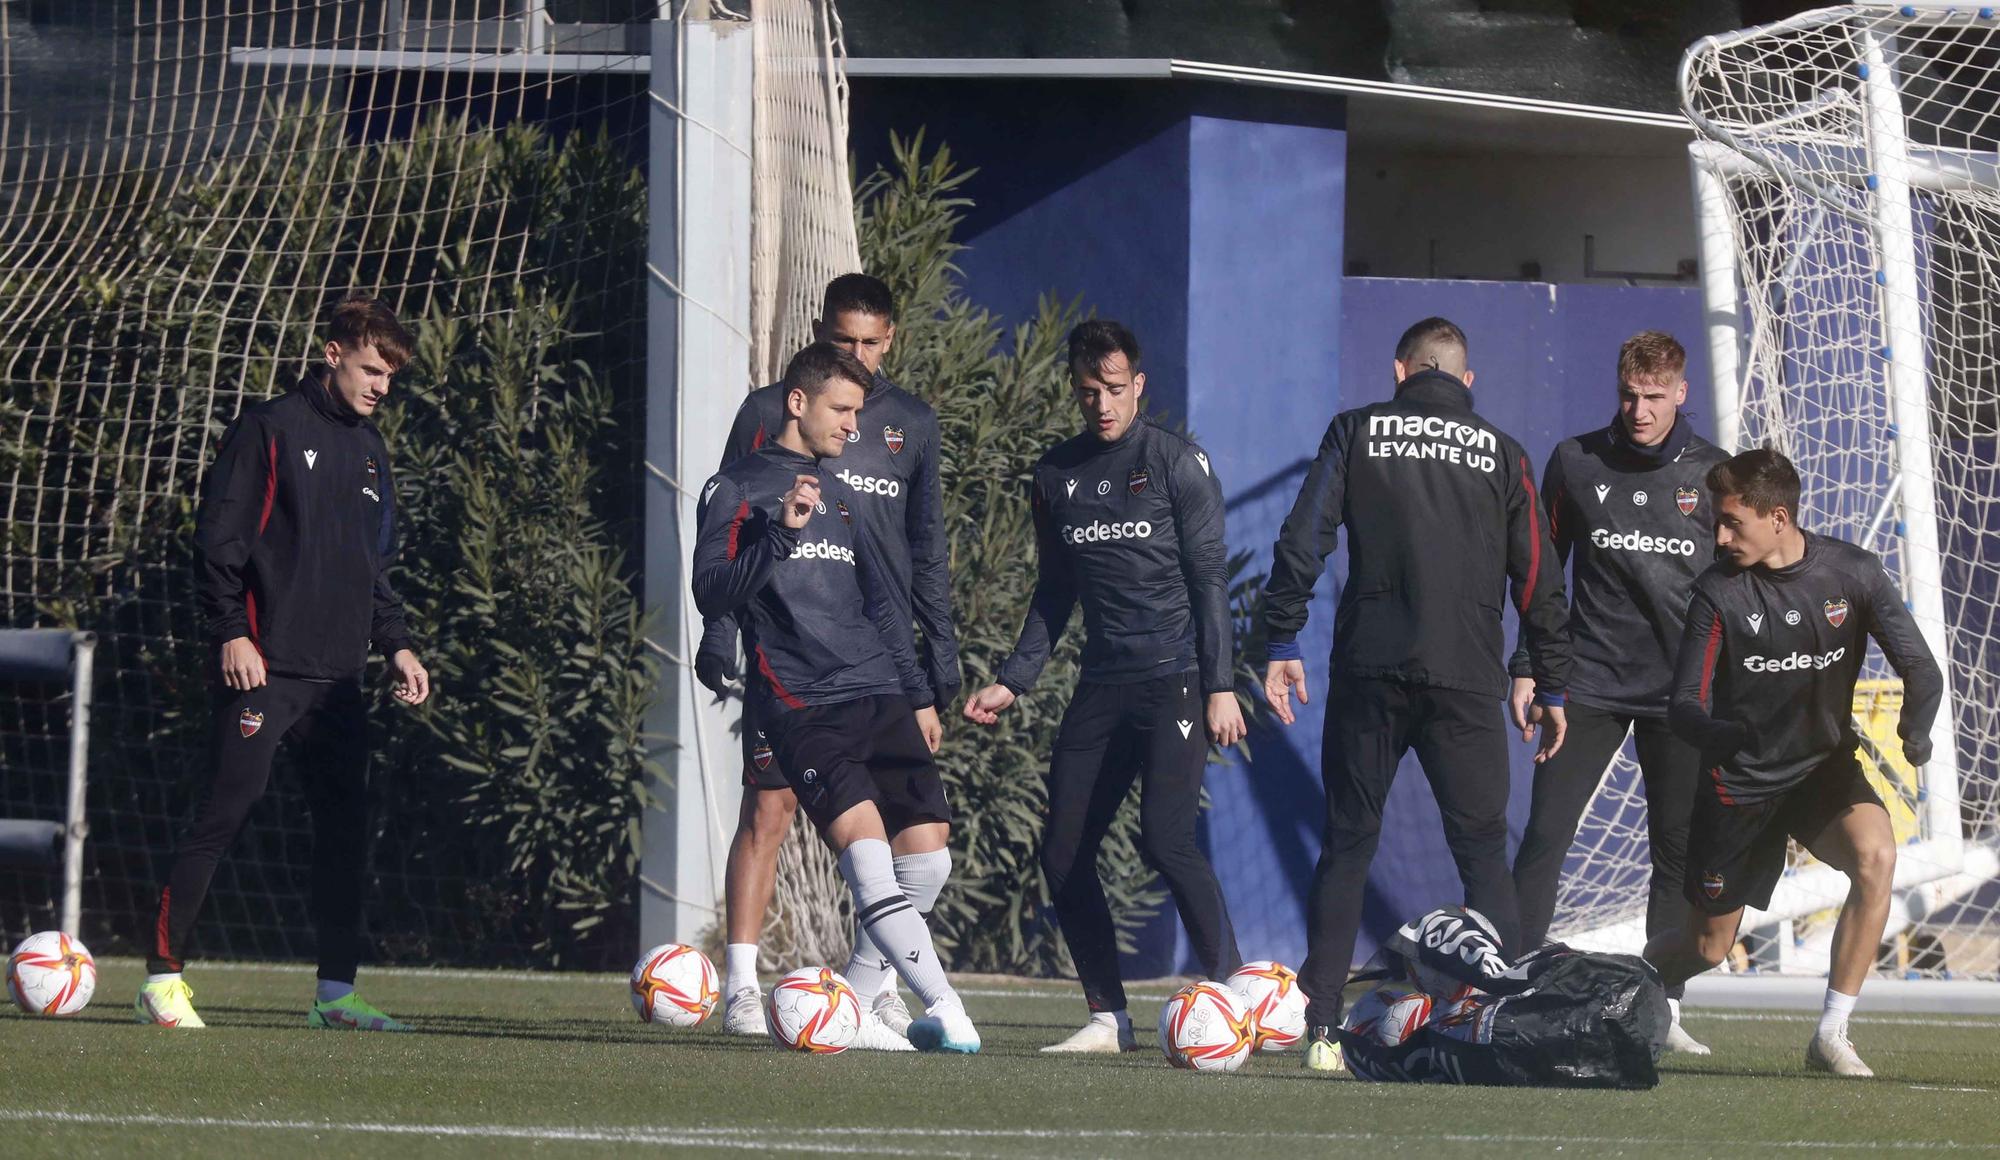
[872,989,914,1037]
[908,1000,982,1054]
[850,1008,916,1052]
[721,986,767,1036]
[1806,1030,1874,1077]
[1040,1016,1136,1054]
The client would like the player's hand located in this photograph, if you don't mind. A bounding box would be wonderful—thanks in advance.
[390,649,431,706]
[220,636,267,691]
[1508,676,1538,736]
[914,704,943,753]
[1533,703,1566,763]
[1905,738,1933,768]
[780,474,820,529]
[694,641,741,697]
[962,684,1016,726]
[1205,691,1247,747]
[1263,659,1308,726]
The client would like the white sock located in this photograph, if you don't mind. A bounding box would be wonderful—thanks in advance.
[1669,997,1682,1024]
[144,972,181,986]
[724,943,760,995]
[1091,1009,1132,1034]
[315,978,354,1004]
[1818,988,1858,1040]
[838,838,957,1012]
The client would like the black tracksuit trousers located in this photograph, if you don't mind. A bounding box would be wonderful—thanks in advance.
[1300,676,1520,1029]
[1510,702,1698,997]
[147,675,370,982]
[1039,672,1243,1014]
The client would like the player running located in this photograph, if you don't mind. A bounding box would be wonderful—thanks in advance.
[696,275,960,1049]
[693,341,978,1054]
[964,320,1245,1054]
[1506,331,1726,1054]
[1649,448,1942,1077]
[137,295,431,1031]
[1261,317,1571,1072]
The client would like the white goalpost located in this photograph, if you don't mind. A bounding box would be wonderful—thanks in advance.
[1551,3,2000,994]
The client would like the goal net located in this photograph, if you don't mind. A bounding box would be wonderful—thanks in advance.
[1552,3,2000,979]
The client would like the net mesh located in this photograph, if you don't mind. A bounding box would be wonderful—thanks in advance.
[1554,5,2000,977]
[0,1,662,966]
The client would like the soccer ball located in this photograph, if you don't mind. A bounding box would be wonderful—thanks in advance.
[1340,986,1431,1047]
[1157,980,1256,1073]
[1225,960,1307,1052]
[7,931,96,1017]
[629,943,719,1027]
[766,967,861,1053]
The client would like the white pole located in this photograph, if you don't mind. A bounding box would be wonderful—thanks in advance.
[1860,26,1964,868]
[1689,141,1746,452]
[60,633,94,937]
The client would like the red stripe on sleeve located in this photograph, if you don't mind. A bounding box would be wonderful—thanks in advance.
[725,499,751,561]
[1697,611,1723,707]
[750,425,767,451]
[1517,454,1542,613]
[257,437,278,534]
[1709,766,1737,807]
[756,645,805,709]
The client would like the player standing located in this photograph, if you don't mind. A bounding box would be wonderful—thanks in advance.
[136,295,431,1031]
[696,275,960,1046]
[693,341,979,1054]
[1506,331,1726,1054]
[1650,448,1942,1077]
[964,320,1245,1054]
[1261,317,1571,1071]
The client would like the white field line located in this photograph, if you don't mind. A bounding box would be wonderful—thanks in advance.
[5,1111,2000,1153]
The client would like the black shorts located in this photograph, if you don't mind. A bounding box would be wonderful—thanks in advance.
[1685,752,1884,914]
[740,701,789,791]
[765,693,950,833]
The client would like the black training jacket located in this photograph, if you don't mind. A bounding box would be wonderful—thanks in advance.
[1263,370,1570,698]
[1508,416,1728,716]
[194,367,414,680]
[1668,531,1943,804]
[692,442,929,719]
[698,375,961,703]
[996,417,1234,695]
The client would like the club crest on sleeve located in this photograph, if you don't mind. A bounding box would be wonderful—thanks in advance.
[1676,486,1699,516]
[1824,597,1850,628]
[1701,872,1725,900]
[1128,467,1150,496]
[238,709,265,738]
[752,743,774,771]
[883,426,905,455]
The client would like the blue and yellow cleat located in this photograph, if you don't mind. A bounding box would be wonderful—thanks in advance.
[907,1002,981,1054]
[134,978,207,1029]
[308,992,412,1032]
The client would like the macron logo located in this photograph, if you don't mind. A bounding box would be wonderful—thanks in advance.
[1194,452,1210,476]
[1177,719,1193,739]
[304,450,318,470]
[702,480,721,504]
[1593,483,1609,503]
[1065,479,1078,499]
[1747,613,1764,634]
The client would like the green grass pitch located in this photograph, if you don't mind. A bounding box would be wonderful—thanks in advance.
[7,959,1999,1157]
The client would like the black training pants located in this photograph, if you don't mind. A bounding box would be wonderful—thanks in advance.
[1040,672,1243,1014]
[1510,703,1699,971]
[148,675,370,982]
[1300,676,1519,1028]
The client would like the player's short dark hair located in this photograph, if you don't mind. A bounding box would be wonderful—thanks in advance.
[1395,317,1468,376]
[1619,330,1687,384]
[783,341,873,398]
[1068,319,1142,382]
[821,273,895,323]
[1707,447,1802,518]
[325,293,414,369]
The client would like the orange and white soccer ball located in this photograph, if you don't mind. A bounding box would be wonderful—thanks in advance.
[7,931,96,1017]
[1157,980,1257,1073]
[629,943,719,1027]
[766,967,861,1053]
[1343,986,1433,1046]
[1225,960,1307,1052]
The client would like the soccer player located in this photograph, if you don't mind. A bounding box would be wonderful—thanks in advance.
[695,275,961,1046]
[1650,448,1942,1077]
[693,341,979,1054]
[963,320,1245,1054]
[1261,317,1571,1071]
[136,295,430,1031]
[1506,331,1727,1055]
